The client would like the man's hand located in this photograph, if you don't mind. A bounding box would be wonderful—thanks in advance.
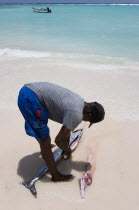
[62,149,72,160]
[55,125,71,159]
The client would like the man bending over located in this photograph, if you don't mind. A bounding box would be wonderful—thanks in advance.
[18,82,105,182]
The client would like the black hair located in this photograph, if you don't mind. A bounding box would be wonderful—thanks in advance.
[90,102,105,124]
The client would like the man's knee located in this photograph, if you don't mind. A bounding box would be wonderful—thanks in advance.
[38,137,51,148]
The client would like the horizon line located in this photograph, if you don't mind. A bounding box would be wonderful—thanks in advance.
[0,3,139,5]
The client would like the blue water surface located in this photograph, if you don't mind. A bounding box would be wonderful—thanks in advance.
[0,4,139,60]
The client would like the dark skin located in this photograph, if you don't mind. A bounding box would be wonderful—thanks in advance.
[37,102,92,182]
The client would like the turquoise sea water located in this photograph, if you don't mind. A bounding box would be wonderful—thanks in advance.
[0,4,139,62]
[0,4,139,120]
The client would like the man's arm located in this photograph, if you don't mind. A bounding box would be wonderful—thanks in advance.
[55,125,71,159]
[38,137,73,181]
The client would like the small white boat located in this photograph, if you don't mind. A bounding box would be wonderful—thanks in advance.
[32,7,52,13]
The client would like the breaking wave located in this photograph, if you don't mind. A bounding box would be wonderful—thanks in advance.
[0,48,139,72]
[0,48,53,58]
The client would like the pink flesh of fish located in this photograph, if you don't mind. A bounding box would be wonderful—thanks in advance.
[79,152,95,199]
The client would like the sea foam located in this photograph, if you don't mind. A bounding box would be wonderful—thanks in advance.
[0,48,139,73]
[0,48,52,58]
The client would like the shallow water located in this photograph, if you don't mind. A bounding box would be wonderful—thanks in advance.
[0,4,139,62]
[0,4,139,121]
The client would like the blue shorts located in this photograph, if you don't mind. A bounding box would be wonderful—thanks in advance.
[18,87,49,139]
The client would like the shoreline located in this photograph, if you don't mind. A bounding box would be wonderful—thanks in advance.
[0,57,139,121]
[1,48,139,68]
[0,48,139,209]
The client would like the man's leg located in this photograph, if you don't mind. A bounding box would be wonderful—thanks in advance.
[18,87,73,181]
[36,138,55,148]
[37,137,73,181]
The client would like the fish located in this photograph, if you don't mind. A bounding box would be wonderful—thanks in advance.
[22,129,83,197]
[79,151,95,199]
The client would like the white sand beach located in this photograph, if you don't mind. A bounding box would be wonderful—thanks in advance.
[0,56,139,210]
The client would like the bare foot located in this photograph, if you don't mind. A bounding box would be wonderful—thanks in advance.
[51,172,74,182]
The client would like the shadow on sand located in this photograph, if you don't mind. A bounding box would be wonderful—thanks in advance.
[17,152,87,183]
